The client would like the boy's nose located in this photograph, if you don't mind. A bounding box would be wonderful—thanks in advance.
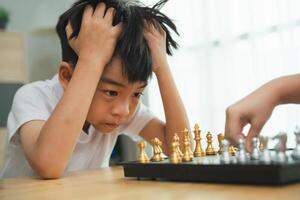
[111,102,130,118]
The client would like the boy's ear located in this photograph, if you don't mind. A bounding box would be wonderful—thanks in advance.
[58,61,74,91]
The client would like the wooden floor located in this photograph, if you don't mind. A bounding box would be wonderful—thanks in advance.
[1,166,300,200]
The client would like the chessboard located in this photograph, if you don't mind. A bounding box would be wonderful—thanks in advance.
[121,124,300,185]
[121,150,300,185]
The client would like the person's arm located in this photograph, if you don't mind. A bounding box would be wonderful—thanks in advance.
[225,74,300,151]
[19,3,122,179]
[140,23,189,155]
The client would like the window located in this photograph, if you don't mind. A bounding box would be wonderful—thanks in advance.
[143,0,300,147]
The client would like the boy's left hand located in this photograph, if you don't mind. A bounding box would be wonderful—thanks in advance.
[144,22,168,72]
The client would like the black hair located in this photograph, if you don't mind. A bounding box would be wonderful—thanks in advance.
[56,0,179,83]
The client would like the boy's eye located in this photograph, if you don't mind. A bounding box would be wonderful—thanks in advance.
[105,91,118,97]
[133,92,143,98]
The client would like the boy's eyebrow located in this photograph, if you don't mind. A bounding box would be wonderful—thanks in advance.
[100,77,148,88]
[138,82,148,89]
[100,78,126,88]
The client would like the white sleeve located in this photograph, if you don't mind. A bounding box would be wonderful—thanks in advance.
[7,84,50,146]
[120,102,155,141]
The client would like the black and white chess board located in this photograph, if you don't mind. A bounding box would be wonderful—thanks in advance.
[121,150,300,185]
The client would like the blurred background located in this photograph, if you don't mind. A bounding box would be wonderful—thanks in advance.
[0,0,300,166]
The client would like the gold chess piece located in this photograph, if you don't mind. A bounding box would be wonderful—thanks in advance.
[173,133,183,158]
[137,141,149,163]
[229,145,238,156]
[183,128,194,159]
[182,131,193,162]
[170,141,182,163]
[205,131,216,155]
[150,137,164,162]
[193,123,205,157]
[217,133,225,154]
[259,136,265,151]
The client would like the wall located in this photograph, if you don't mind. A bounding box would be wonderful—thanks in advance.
[0,0,75,81]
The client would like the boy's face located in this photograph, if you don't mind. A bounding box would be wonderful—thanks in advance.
[86,55,147,133]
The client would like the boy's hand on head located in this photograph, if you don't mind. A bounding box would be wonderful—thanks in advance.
[144,22,168,73]
[65,3,123,65]
[225,87,277,152]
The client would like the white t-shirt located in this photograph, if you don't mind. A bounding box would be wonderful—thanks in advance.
[0,75,155,179]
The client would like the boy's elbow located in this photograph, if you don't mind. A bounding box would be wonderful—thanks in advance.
[37,168,64,179]
[33,159,65,179]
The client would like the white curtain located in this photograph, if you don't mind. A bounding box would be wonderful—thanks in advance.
[142,0,300,147]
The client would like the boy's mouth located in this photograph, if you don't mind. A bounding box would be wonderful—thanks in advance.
[103,123,119,129]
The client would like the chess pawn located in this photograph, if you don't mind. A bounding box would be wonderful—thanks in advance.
[273,132,288,163]
[250,137,260,160]
[183,128,194,159]
[292,127,300,160]
[237,138,247,164]
[173,133,183,158]
[182,134,193,162]
[150,137,164,162]
[170,141,182,164]
[220,139,231,164]
[259,136,271,164]
[205,131,216,156]
[217,133,225,154]
[137,141,150,163]
[193,123,205,157]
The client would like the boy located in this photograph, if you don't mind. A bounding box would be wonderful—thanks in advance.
[1,0,189,179]
[225,74,300,151]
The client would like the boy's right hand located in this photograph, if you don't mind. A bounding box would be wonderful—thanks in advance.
[65,3,123,65]
[225,83,279,151]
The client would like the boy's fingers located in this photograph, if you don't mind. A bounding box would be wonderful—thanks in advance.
[65,21,73,40]
[104,7,115,24]
[94,2,106,18]
[82,5,93,21]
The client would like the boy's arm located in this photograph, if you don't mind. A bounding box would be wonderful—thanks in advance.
[225,74,300,151]
[19,4,122,178]
[139,23,189,155]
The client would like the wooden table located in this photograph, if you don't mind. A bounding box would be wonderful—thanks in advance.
[0,166,300,200]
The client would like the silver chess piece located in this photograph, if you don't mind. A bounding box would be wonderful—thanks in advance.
[258,136,271,164]
[250,137,259,160]
[237,138,247,164]
[273,132,288,164]
[291,126,300,160]
[220,139,231,164]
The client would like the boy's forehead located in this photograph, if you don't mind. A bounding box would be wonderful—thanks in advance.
[102,56,148,86]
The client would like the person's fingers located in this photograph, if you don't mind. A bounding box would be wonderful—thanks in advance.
[82,5,93,22]
[104,7,115,24]
[224,107,244,146]
[65,21,74,40]
[245,122,263,152]
[94,2,106,18]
